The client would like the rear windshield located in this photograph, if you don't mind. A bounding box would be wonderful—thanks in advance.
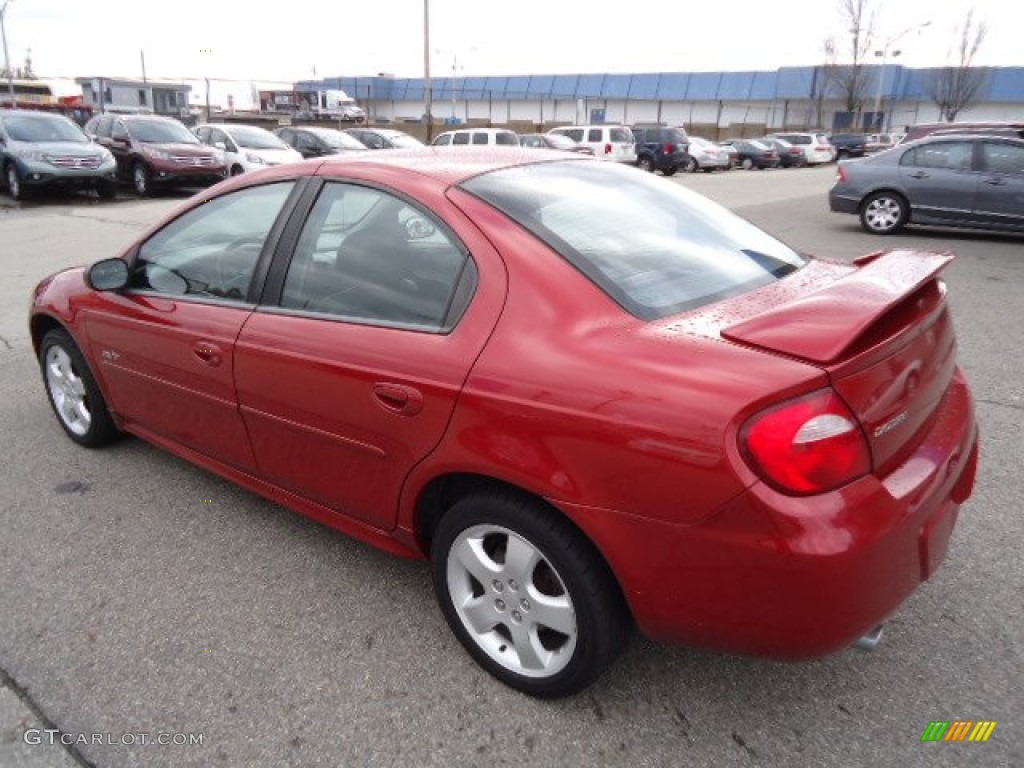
[462,161,805,320]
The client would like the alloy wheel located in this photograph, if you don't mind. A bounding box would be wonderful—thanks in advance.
[45,345,92,436]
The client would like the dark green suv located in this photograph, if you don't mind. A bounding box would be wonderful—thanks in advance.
[630,125,690,176]
[1,110,117,201]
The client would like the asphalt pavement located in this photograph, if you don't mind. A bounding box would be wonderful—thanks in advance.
[0,167,1020,767]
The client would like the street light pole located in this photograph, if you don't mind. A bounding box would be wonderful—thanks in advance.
[1,0,16,108]
[872,20,932,133]
[423,0,433,140]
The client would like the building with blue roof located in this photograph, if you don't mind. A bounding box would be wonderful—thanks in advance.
[297,65,1024,133]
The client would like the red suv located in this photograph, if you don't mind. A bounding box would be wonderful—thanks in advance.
[85,114,227,196]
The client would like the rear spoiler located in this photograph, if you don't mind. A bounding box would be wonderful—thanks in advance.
[721,250,954,364]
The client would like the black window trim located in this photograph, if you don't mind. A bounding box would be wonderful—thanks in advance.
[121,177,311,308]
[258,176,478,335]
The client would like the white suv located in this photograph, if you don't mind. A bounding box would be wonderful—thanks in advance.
[431,128,519,147]
[766,132,835,165]
[548,125,636,163]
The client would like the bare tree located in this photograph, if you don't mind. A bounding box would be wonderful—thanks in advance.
[826,0,876,122]
[810,37,838,128]
[927,10,988,122]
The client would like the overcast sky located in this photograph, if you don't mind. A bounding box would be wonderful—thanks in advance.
[4,0,1022,84]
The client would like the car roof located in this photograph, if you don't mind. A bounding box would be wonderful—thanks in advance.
[315,147,589,185]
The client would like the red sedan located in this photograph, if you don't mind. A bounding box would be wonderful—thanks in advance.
[30,149,979,698]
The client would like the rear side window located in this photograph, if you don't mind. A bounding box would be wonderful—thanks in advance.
[901,142,974,171]
[471,132,489,145]
[452,132,470,145]
[462,161,804,320]
[609,128,633,143]
[587,128,602,142]
[495,132,518,146]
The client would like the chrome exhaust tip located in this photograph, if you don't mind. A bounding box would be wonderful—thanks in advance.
[855,624,884,651]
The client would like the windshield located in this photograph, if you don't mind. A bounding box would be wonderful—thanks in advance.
[546,133,577,149]
[381,131,423,148]
[308,128,367,150]
[228,125,289,150]
[130,120,200,144]
[3,115,88,143]
[461,161,805,320]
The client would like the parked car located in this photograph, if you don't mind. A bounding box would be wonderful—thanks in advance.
[682,136,730,172]
[273,126,369,159]
[630,125,690,175]
[547,125,637,164]
[758,137,807,168]
[518,133,594,154]
[865,133,898,154]
[345,128,424,150]
[1,109,117,200]
[84,114,227,196]
[720,139,780,170]
[767,132,835,165]
[900,121,1024,144]
[717,142,739,169]
[829,134,1024,234]
[432,128,519,147]
[828,133,868,160]
[195,123,302,175]
[30,151,978,699]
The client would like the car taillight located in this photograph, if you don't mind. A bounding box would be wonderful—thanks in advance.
[604,143,613,155]
[664,143,674,154]
[816,145,830,151]
[836,165,847,183]
[740,389,870,495]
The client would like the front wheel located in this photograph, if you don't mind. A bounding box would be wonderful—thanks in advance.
[741,157,754,170]
[6,163,25,201]
[637,155,655,173]
[859,191,908,235]
[685,156,699,173]
[96,180,117,200]
[132,161,152,197]
[431,492,629,698]
[39,329,119,447]
[661,167,677,177]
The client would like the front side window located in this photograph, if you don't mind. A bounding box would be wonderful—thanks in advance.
[433,133,452,146]
[452,132,470,145]
[462,161,805,320]
[131,182,295,301]
[280,182,472,329]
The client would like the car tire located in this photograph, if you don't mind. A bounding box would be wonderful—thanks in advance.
[132,161,152,197]
[96,181,117,200]
[685,156,699,173]
[5,163,25,201]
[431,491,630,698]
[39,329,119,448]
[637,155,655,173]
[230,165,245,177]
[661,167,677,177]
[741,158,754,170]
[859,191,909,235]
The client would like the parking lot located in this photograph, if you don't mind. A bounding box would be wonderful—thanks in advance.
[0,164,1021,767]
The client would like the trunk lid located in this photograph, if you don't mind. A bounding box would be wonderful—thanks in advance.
[719,250,957,474]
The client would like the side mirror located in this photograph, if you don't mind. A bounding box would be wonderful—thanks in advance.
[112,132,130,143]
[86,258,129,291]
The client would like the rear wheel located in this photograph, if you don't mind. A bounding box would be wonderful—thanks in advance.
[661,167,677,177]
[230,165,245,177]
[741,157,754,170]
[431,491,629,698]
[859,191,908,235]
[96,180,117,200]
[637,155,655,173]
[39,329,119,447]
[685,156,699,173]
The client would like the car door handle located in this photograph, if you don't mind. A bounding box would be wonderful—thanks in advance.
[982,177,1008,186]
[192,340,223,366]
[908,171,930,179]
[373,383,424,416]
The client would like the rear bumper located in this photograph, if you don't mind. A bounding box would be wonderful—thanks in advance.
[556,368,978,659]
[829,190,861,214]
